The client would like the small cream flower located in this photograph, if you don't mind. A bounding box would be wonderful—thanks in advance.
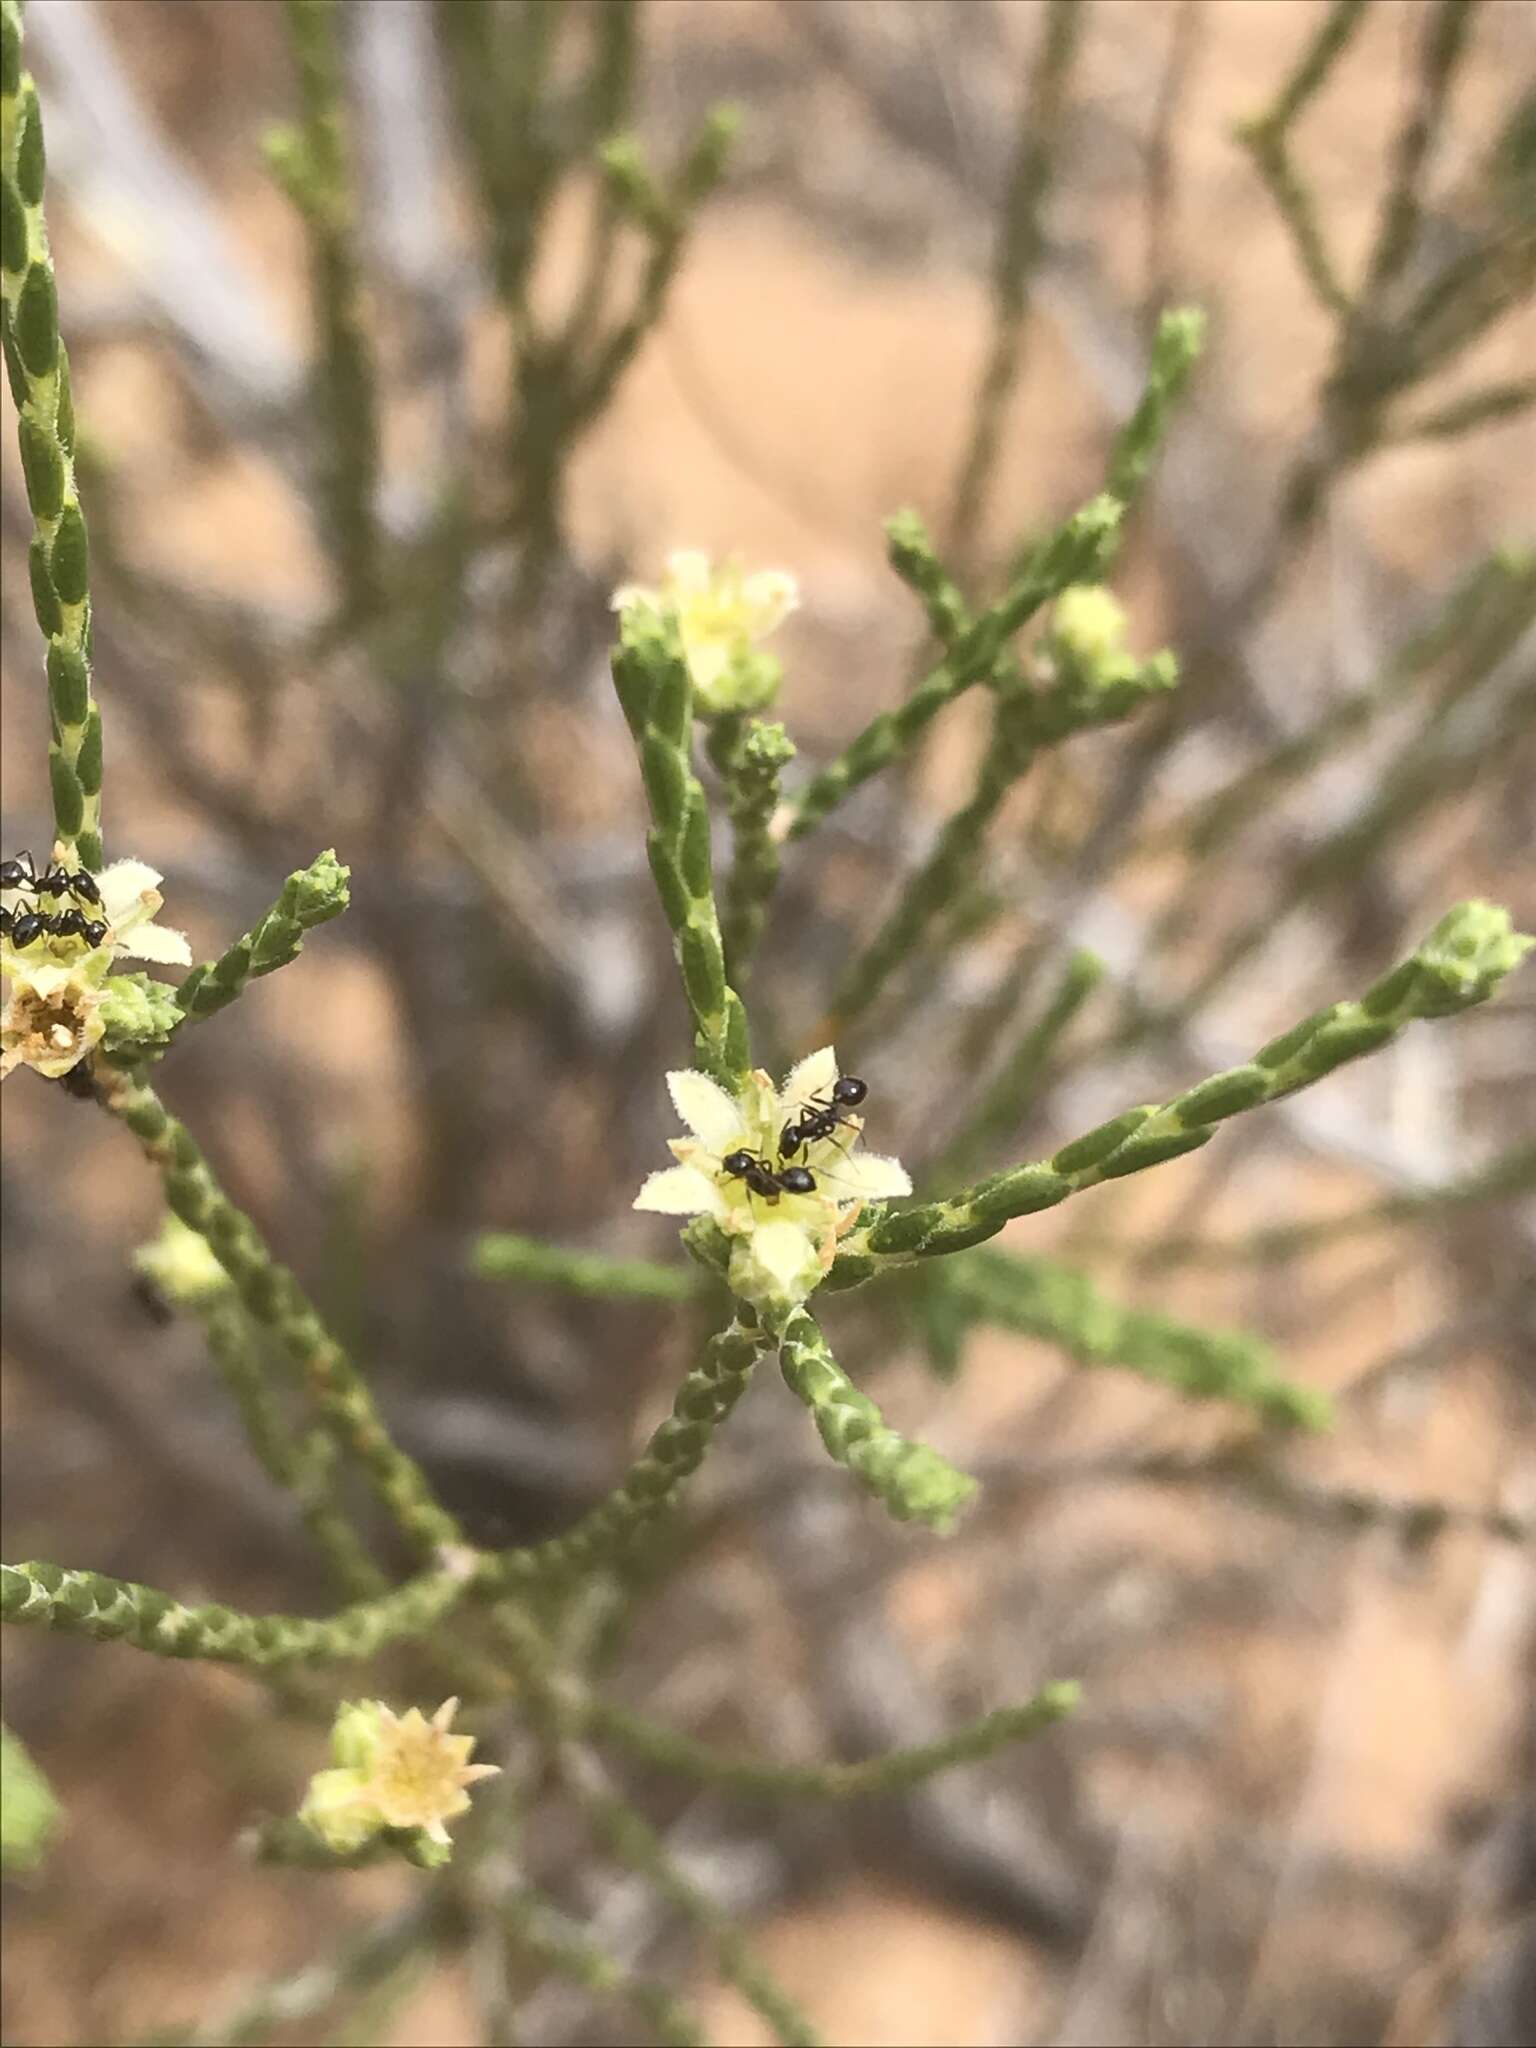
[2,855,191,1081]
[299,1697,499,1854]
[612,550,798,710]
[634,1047,910,1306]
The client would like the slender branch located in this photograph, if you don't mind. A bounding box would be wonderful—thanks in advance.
[613,602,751,1087]
[564,1753,822,2048]
[173,850,351,1029]
[783,492,1121,841]
[931,948,1104,1188]
[486,1311,770,1593]
[856,902,1531,1264]
[473,1233,704,1302]
[1,0,104,866]
[268,0,383,622]
[586,1682,1081,1800]
[947,0,1084,562]
[0,1557,476,1666]
[777,1309,977,1530]
[1234,0,1373,320]
[98,1066,464,1559]
[716,718,795,985]
[926,1249,1331,1428]
[498,1884,708,2048]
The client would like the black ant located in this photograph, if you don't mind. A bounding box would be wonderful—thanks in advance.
[0,905,44,946]
[721,1149,818,1203]
[1,849,102,906]
[1,904,108,948]
[778,1075,868,1160]
[0,849,42,890]
[52,908,109,945]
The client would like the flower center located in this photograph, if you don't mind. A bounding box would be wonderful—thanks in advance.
[372,1734,460,1825]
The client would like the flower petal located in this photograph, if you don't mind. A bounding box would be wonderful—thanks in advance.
[115,921,193,966]
[781,1046,838,1111]
[741,569,799,638]
[745,1218,821,1291]
[681,632,731,692]
[820,1150,912,1202]
[633,1163,725,1217]
[666,1068,745,1151]
[2,958,78,1000]
[95,859,163,923]
[665,550,713,597]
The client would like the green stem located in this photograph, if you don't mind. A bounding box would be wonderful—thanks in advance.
[1076,1137,1536,1270]
[173,850,351,1028]
[99,1067,463,1559]
[473,1232,704,1301]
[1165,665,1536,1025]
[860,902,1531,1262]
[270,0,383,622]
[930,1250,1331,1428]
[499,1885,708,2048]
[566,1757,822,2048]
[1,0,104,867]
[202,1296,388,1597]
[486,1311,770,1592]
[587,1682,1081,1800]
[612,604,750,1086]
[783,493,1121,841]
[142,1903,441,2047]
[0,1557,475,1666]
[947,0,1084,562]
[716,718,795,984]
[777,1310,977,1530]
[828,656,1170,1037]
[931,948,1104,1188]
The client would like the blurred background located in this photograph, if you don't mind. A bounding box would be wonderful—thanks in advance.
[2,1,1534,2042]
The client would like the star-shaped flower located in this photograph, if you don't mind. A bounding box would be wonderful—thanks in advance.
[2,856,191,1081]
[299,1696,500,1855]
[612,550,798,712]
[634,1047,910,1307]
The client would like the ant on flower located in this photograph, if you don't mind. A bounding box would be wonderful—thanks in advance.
[1,904,109,948]
[1,848,102,906]
[778,1075,868,1160]
[720,1150,819,1204]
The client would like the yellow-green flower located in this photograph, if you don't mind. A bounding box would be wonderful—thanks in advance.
[132,1215,232,1309]
[299,1696,499,1855]
[634,1047,909,1309]
[2,856,191,1081]
[611,551,798,712]
[1046,585,1141,686]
